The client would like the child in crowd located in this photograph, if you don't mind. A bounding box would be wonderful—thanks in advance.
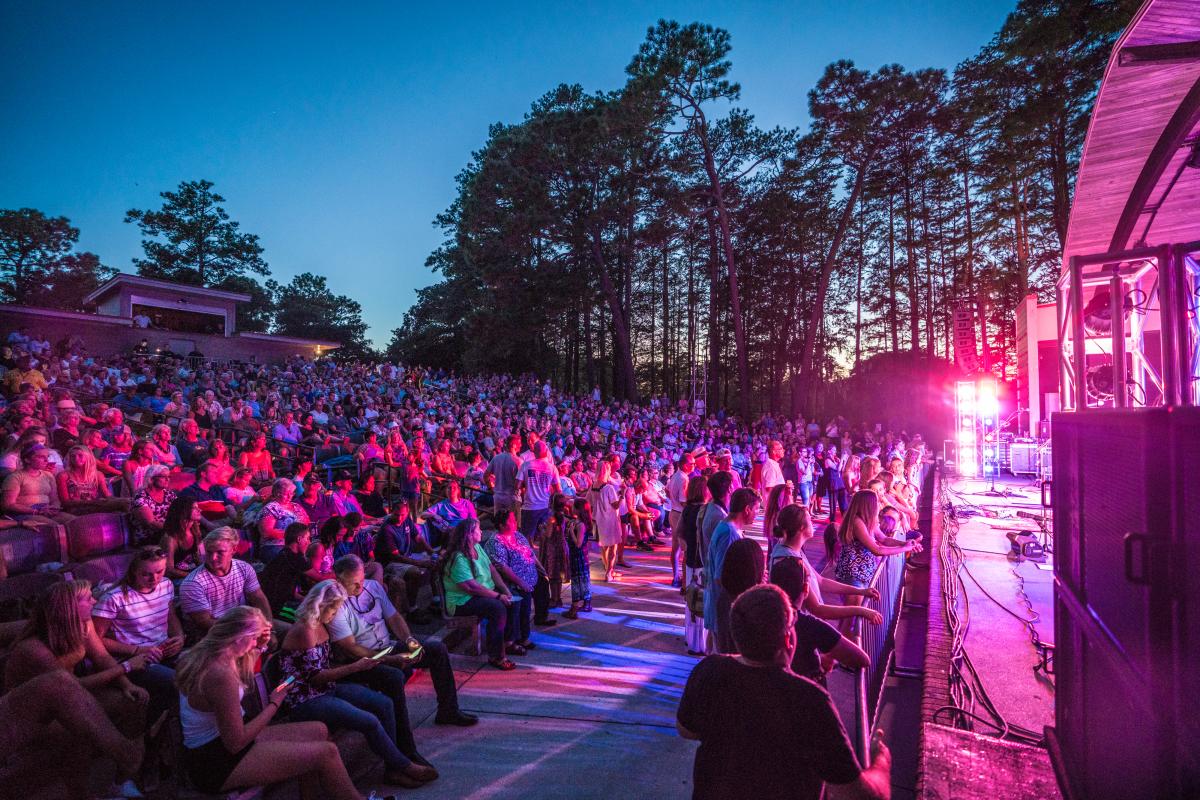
[564,497,593,618]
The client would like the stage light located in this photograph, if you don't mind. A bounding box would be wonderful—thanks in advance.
[955,380,980,477]
[978,378,999,420]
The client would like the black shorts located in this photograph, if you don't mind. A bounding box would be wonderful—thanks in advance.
[184,736,252,793]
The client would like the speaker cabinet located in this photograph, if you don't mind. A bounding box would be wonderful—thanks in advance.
[1051,408,1197,799]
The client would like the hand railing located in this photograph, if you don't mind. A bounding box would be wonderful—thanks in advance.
[846,549,906,763]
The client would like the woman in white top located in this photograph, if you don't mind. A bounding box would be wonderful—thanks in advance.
[588,460,622,582]
[174,605,379,799]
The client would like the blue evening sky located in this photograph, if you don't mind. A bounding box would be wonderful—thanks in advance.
[1,1,1012,346]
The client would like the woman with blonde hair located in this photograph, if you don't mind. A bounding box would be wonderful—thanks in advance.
[146,424,179,468]
[277,582,437,788]
[588,459,622,582]
[57,445,130,513]
[175,605,374,798]
[856,456,881,492]
[4,580,151,798]
[833,491,921,608]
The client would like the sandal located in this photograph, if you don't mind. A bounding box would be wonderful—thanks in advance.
[508,643,527,656]
[516,639,536,650]
[563,607,578,619]
[488,657,516,671]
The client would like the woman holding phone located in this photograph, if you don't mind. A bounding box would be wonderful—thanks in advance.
[277,581,438,788]
[174,605,372,799]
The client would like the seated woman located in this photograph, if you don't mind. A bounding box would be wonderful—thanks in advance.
[258,478,311,563]
[0,671,144,800]
[175,605,375,799]
[122,440,156,496]
[85,428,123,480]
[420,478,475,547]
[277,581,437,788]
[1,442,76,525]
[175,419,209,470]
[0,427,64,473]
[237,433,275,486]
[4,579,151,797]
[486,508,551,647]
[441,518,516,671]
[131,465,177,547]
[92,546,186,725]
[160,496,204,580]
[57,445,130,514]
[206,437,237,485]
[145,424,179,469]
[354,472,391,519]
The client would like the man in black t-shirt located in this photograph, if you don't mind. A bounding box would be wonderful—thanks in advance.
[259,523,311,616]
[676,584,892,800]
[769,555,869,684]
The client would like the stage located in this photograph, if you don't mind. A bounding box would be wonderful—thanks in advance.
[917,471,1060,799]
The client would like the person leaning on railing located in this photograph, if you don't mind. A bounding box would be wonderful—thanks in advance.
[770,555,869,686]
[676,584,892,800]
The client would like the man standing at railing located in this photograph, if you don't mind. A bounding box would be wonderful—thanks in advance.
[677,584,893,799]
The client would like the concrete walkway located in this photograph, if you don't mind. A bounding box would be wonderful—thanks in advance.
[381,539,701,800]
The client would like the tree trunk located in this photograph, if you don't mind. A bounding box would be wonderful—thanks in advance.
[902,164,920,355]
[798,162,869,413]
[592,229,638,401]
[887,194,899,352]
[697,123,751,420]
[706,210,722,412]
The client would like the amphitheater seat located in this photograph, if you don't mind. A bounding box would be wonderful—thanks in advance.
[65,513,130,562]
[0,524,67,612]
[64,513,133,588]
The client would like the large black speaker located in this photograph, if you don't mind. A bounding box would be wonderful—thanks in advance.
[1050,408,1197,800]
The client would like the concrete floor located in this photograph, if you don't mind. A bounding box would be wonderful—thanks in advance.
[363,542,702,800]
[271,508,936,800]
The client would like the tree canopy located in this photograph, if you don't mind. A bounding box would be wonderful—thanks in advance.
[392,0,1137,416]
[0,208,113,310]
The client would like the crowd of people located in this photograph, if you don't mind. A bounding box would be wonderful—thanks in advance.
[0,326,927,799]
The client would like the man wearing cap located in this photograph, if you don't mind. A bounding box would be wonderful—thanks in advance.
[715,448,743,491]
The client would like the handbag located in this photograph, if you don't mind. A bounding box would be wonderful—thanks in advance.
[682,522,706,618]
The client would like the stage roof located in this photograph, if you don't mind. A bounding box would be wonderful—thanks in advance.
[1063,0,1200,266]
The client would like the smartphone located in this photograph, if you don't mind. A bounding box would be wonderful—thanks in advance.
[396,645,424,663]
[371,646,394,661]
[273,675,296,693]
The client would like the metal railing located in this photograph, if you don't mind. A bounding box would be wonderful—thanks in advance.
[846,550,907,763]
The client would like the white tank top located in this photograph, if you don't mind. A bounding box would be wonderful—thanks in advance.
[180,685,244,748]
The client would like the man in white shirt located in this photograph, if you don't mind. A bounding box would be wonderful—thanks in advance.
[517,440,559,538]
[179,527,274,633]
[761,440,786,493]
[328,555,478,740]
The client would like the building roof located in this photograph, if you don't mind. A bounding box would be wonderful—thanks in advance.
[1063,0,1200,266]
[84,273,253,305]
[237,331,342,350]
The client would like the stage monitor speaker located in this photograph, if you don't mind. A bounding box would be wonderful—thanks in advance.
[1050,408,1197,800]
